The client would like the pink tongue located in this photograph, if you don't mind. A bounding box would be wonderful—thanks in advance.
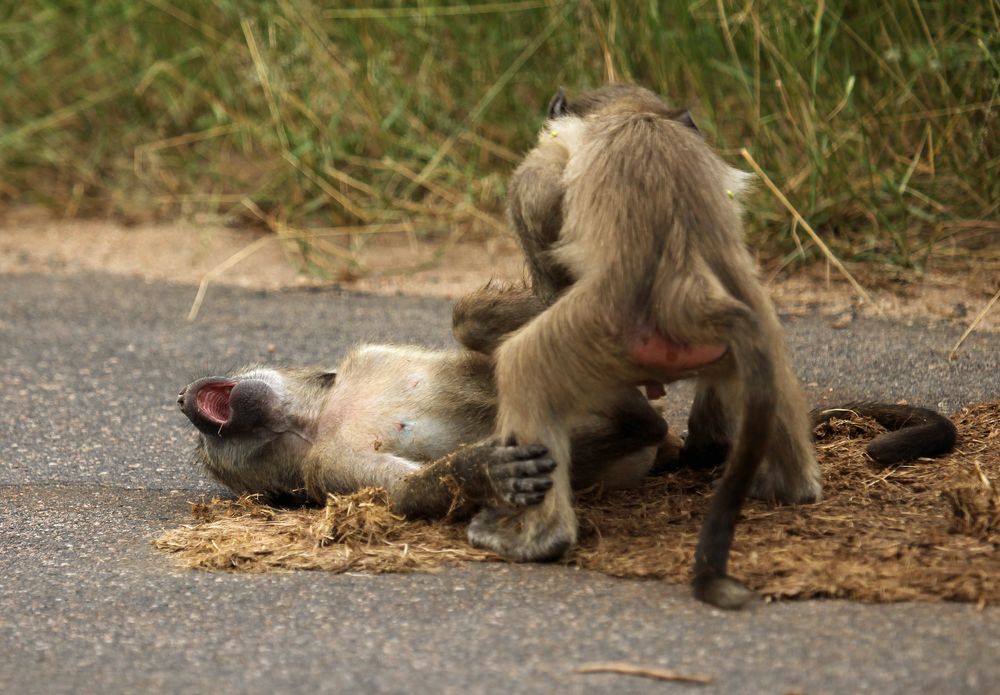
[197,382,235,425]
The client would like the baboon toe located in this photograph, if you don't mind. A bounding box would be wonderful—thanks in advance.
[691,573,757,610]
[467,506,575,562]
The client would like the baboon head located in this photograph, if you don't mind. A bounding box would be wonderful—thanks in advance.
[547,84,700,134]
[178,366,337,501]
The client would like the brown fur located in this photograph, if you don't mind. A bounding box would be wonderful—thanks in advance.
[810,402,957,465]
[178,344,677,519]
[452,286,955,474]
[468,85,822,609]
[452,283,545,355]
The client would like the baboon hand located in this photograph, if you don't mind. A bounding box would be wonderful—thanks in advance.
[485,443,555,507]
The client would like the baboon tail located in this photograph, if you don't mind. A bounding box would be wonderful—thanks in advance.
[690,303,777,610]
[811,403,957,465]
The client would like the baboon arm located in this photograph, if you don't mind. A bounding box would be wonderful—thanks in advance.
[305,445,422,504]
[452,283,546,355]
[306,446,468,517]
[307,442,555,520]
[569,390,669,487]
[393,443,556,519]
[390,449,494,518]
[509,142,575,302]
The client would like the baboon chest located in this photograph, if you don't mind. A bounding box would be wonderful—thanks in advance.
[322,350,490,461]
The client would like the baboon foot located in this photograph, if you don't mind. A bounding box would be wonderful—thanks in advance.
[692,572,758,610]
[467,503,577,562]
[676,438,730,471]
[749,462,822,505]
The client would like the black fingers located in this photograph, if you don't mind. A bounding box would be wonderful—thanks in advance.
[487,445,555,507]
[492,443,548,462]
[509,492,549,507]
[490,453,555,479]
[510,477,553,493]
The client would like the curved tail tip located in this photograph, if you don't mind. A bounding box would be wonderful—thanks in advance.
[692,574,758,610]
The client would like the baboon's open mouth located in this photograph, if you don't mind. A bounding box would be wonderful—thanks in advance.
[196,381,236,426]
[642,381,666,400]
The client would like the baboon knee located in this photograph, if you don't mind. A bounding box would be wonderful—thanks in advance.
[452,283,543,354]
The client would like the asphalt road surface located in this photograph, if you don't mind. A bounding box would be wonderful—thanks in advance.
[2,271,998,694]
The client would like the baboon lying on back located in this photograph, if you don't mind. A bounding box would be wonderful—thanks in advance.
[461,84,875,608]
[178,345,675,517]
[177,332,954,581]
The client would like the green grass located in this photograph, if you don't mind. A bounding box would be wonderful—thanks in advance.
[1,0,997,271]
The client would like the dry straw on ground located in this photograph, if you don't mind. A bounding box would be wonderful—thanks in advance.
[155,402,1000,603]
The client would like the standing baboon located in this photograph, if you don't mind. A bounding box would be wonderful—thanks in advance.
[178,345,675,517]
[468,84,823,608]
[453,285,957,467]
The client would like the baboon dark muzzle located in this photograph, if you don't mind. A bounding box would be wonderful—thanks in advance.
[178,376,273,436]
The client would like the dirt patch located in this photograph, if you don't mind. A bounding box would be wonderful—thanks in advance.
[2,208,998,331]
[0,208,525,300]
[155,402,1000,604]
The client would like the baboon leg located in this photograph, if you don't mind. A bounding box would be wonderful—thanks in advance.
[469,281,728,561]
[679,289,820,505]
[681,370,820,504]
[466,429,577,563]
[468,285,628,562]
[468,393,667,552]
[750,375,822,503]
[670,296,777,609]
[745,304,821,504]
[508,139,575,302]
[680,380,733,470]
[452,283,545,355]
[467,427,578,562]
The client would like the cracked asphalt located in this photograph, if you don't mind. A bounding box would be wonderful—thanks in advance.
[2,271,998,694]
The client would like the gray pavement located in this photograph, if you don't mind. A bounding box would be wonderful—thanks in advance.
[2,271,998,694]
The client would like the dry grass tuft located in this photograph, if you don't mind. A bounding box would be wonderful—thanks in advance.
[157,488,496,574]
[156,402,1000,603]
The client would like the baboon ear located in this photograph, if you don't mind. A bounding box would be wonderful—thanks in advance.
[315,370,337,387]
[675,110,701,135]
[547,87,568,118]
